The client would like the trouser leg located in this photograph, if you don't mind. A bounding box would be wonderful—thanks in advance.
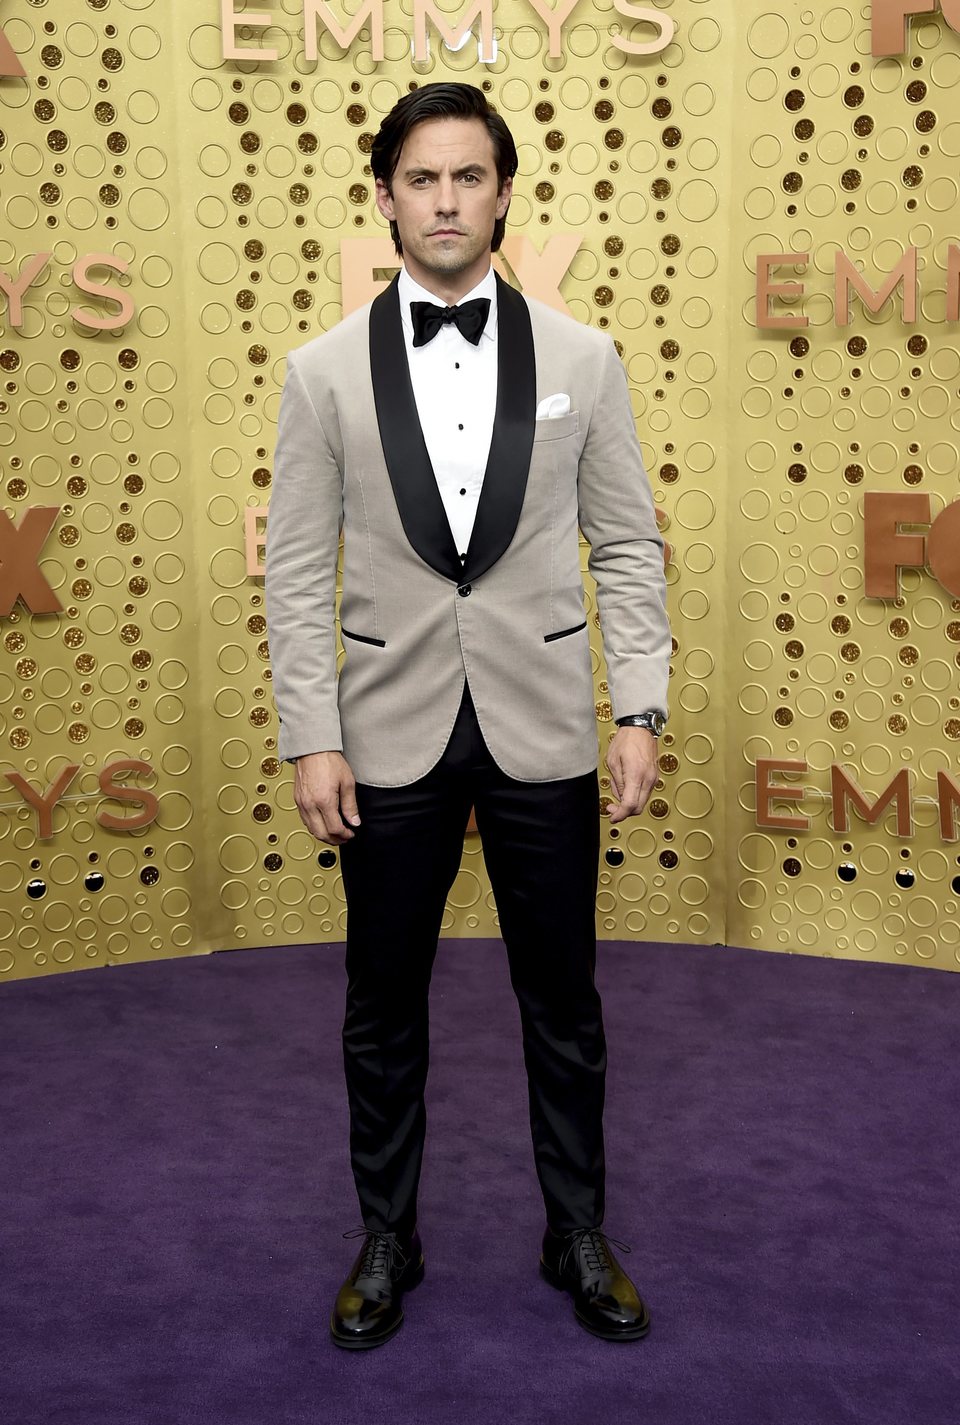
[472,756,606,1232]
[337,701,474,1235]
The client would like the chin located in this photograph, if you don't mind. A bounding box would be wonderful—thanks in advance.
[419,253,473,276]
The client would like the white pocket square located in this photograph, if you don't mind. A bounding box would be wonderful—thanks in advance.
[535,393,571,420]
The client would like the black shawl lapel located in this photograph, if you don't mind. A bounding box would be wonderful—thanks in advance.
[368,270,537,586]
[369,274,464,583]
[463,273,536,583]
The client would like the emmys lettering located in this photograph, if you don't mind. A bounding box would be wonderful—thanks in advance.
[755,248,960,331]
[0,254,133,333]
[2,761,159,841]
[219,0,675,64]
[755,760,960,844]
[5,0,960,76]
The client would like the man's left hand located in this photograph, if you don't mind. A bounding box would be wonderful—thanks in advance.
[604,726,660,824]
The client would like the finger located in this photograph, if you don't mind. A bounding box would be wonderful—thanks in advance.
[608,777,643,823]
[316,795,356,844]
[339,779,361,829]
[295,801,338,846]
[310,816,342,847]
[304,807,349,845]
[633,777,657,814]
[604,755,623,801]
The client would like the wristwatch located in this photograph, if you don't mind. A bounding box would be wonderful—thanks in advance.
[615,711,666,735]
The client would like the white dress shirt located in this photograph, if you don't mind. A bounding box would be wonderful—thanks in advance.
[397,264,498,560]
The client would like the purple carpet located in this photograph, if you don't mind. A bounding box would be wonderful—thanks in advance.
[1,939,957,1425]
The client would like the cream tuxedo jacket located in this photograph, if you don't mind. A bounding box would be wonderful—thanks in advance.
[265,272,671,786]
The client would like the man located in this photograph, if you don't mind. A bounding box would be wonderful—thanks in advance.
[265,82,671,1349]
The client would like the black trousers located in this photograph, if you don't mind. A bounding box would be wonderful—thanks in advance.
[338,680,606,1236]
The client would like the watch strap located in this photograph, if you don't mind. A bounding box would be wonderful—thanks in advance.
[615,711,666,734]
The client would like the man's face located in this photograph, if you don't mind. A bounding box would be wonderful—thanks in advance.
[375,116,512,294]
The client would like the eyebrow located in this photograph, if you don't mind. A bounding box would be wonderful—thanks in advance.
[401,162,489,179]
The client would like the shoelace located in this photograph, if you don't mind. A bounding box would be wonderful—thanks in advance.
[559,1227,632,1277]
[342,1226,411,1279]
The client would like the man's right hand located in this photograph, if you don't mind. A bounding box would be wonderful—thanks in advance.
[293,751,361,845]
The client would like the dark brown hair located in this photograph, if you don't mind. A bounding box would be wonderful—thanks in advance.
[370,82,518,255]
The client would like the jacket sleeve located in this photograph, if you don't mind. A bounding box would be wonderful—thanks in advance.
[575,337,671,722]
[265,349,344,762]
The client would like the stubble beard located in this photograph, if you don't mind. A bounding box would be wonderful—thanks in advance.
[417,233,479,277]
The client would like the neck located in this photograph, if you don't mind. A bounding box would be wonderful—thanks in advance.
[403,254,493,306]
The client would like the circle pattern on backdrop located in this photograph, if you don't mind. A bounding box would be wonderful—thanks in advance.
[1,5,958,975]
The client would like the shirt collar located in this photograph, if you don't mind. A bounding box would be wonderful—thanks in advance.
[398,263,498,343]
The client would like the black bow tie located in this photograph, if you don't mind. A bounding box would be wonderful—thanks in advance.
[410,297,491,348]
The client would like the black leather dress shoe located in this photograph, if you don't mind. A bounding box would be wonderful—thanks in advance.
[540,1226,651,1341]
[329,1225,424,1350]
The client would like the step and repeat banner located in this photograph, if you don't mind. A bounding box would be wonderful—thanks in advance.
[1,0,959,980]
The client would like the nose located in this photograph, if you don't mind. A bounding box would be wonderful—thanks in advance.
[434,176,458,215]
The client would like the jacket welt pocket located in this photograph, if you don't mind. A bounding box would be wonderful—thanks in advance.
[532,411,580,443]
[543,619,588,643]
[340,626,386,647]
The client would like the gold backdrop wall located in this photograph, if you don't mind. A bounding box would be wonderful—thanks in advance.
[1,0,959,981]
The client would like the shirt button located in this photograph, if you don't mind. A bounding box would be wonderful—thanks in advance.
[455,362,460,369]
[457,583,472,597]
[459,488,466,495]
[458,423,464,430]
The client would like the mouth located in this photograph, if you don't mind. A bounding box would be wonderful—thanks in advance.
[429,229,465,238]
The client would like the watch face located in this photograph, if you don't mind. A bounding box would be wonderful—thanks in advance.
[653,712,665,735]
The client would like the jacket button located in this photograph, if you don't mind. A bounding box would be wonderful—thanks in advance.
[457,583,472,597]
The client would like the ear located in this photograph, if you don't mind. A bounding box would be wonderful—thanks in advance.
[375,177,395,222]
[495,175,513,219]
